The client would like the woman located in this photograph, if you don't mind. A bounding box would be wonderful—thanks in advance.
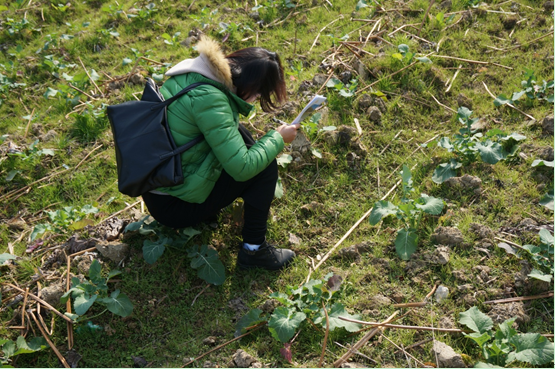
[142,36,299,270]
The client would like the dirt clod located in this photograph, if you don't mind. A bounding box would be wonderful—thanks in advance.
[542,115,554,135]
[432,340,466,368]
[232,349,258,368]
[96,241,129,264]
[39,281,65,307]
[469,223,494,240]
[487,301,530,326]
[432,226,465,247]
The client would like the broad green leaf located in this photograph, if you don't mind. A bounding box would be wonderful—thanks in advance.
[507,333,554,365]
[457,106,473,119]
[44,87,58,98]
[13,336,46,356]
[326,77,342,88]
[391,53,403,61]
[0,253,16,265]
[394,228,418,260]
[339,89,354,97]
[493,94,512,106]
[3,340,15,358]
[415,194,444,215]
[476,141,506,164]
[314,303,361,332]
[496,317,517,341]
[69,218,94,230]
[124,216,149,232]
[268,307,306,343]
[189,244,225,285]
[355,0,368,11]
[6,169,20,181]
[531,159,554,168]
[74,293,97,315]
[180,227,201,242]
[416,57,432,63]
[400,164,412,187]
[88,259,102,282]
[277,154,293,167]
[30,223,52,241]
[122,57,133,66]
[143,237,168,264]
[438,137,453,150]
[107,269,122,280]
[511,90,526,101]
[397,44,409,55]
[459,306,493,334]
[321,125,336,131]
[235,308,266,336]
[465,332,491,348]
[432,159,461,184]
[369,201,398,225]
[312,148,322,158]
[500,132,526,142]
[538,229,553,245]
[99,289,133,317]
[269,292,293,306]
[528,268,552,282]
[539,189,553,210]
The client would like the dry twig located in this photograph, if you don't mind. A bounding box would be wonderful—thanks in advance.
[5,284,73,323]
[29,311,70,368]
[333,311,399,367]
[483,292,553,305]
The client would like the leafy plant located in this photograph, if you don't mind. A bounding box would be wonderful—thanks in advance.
[125,216,225,285]
[61,259,133,320]
[236,274,361,360]
[520,229,554,283]
[1,336,47,367]
[459,306,554,367]
[433,12,455,29]
[369,165,445,260]
[425,107,526,183]
[391,44,432,65]
[30,205,99,241]
[127,3,158,20]
[4,139,55,182]
[326,77,358,97]
[494,70,554,107]
[539,187,553,211]
[161,32,181,46]
[5,17,32,37]
[189,7,218,29]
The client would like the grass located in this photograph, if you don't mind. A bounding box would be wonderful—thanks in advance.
[1,0,554,368]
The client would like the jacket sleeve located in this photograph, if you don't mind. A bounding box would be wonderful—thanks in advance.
[187,89,284,181]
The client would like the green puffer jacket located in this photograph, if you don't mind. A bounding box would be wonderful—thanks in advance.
[156,72,285,203]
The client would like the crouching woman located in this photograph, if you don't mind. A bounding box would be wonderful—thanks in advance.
[142,36,299,271]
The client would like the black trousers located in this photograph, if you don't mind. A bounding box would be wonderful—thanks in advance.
[142,126,277,245]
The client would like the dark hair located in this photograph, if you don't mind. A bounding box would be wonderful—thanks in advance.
[226,47,287,112]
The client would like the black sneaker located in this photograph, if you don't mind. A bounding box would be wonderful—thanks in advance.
[237,241,295,270]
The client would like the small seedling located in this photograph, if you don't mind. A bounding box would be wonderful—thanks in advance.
[425,107,526,183]
[392,44,432,65]
[369,164,445,260]
[30,204,99,241]
[459,306,554,367]
[494,70,554,107]
[520,229,553,283]
[161,32,181,46]
[61,259,133,319]
[326,77,358,97]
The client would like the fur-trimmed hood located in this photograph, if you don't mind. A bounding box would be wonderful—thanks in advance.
[165,36,234,90]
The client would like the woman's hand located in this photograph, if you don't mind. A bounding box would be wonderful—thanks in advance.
[276,123,300,144]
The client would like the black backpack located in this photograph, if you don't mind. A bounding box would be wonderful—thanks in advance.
[106,79,212,197]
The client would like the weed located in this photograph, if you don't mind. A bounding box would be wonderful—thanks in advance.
[459,306,554,367]
[236,274,361,361]
[30,204,99,241]
[424,107,526,183]
[1,336,47,367]
[494,69,554,107]
[62,259,133,320]
[369,165,445,260]
[124,216,225,285]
